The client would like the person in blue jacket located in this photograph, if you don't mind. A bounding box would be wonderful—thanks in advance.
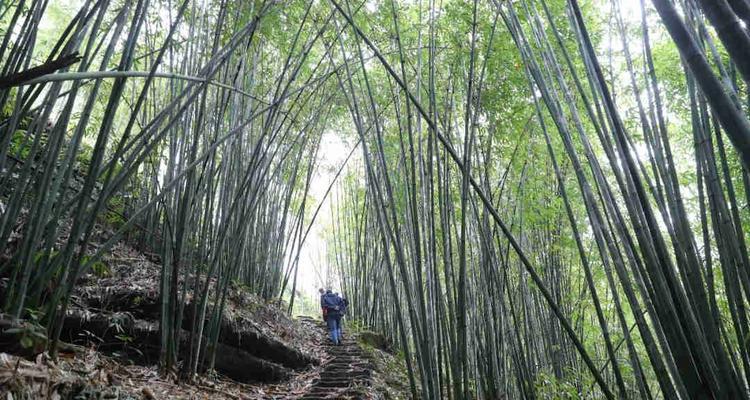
[321,289,344,345]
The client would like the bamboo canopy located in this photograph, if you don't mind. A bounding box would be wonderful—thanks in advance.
[1,0,750,398]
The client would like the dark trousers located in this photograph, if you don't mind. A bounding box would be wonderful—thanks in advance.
[326,314,342,344]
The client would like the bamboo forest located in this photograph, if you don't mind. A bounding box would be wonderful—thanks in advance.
[1,0,750,398]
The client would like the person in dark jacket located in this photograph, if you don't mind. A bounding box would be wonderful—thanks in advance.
[339,295,349,338]
[318,288,327,321]
[321,289,344,345]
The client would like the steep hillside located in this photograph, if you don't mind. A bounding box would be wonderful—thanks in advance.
[0,229,408,399]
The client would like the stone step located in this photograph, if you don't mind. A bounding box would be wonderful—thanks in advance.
[314,374,369,383]
[302,387,367,397]
[320,370,370,378]
[296,319,373,399]
[327,349,363,355]
[328,355,361,361]
[312,379,355,388]
[325,362,373,369]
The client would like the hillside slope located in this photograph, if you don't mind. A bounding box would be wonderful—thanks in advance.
[0,229,408,399]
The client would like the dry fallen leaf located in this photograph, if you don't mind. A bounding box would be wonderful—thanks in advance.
[141,386,156,399]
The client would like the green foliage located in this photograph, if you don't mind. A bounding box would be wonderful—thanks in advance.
[9,130,32,159]
[6,311,47,352]
[104,195,127,228]
[534,370,584,399]
[91,261,111,278]
[80,255,110,278]
[3,0,750,396]
[115,333,134,343]
[75,143,94,171]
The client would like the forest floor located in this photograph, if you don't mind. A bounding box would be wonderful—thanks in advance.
[0,221,409,399]
[0,316,407,399]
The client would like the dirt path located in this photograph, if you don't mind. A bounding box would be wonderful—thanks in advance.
[296,317,373,400]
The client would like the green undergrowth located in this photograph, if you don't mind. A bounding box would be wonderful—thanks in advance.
[350,326,411,400]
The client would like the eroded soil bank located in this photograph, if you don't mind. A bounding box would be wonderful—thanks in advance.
[0,231,409,399]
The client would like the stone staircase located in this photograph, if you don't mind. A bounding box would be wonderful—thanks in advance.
[296,318,373,399]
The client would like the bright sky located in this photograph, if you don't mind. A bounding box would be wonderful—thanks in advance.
[294,130,359,299]
[290,0,648,303]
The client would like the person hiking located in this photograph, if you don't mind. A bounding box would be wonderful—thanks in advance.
[339,295,349,338]
[318,288,327,321]
[340,295,349,314]
[321,289,344,345]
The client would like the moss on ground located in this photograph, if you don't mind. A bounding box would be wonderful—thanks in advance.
[356,332,412,400]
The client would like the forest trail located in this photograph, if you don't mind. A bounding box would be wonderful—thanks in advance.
[7,0,750,397]
[294,317,373,400]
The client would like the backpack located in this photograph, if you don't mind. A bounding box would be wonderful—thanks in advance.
[323,293,341,311]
